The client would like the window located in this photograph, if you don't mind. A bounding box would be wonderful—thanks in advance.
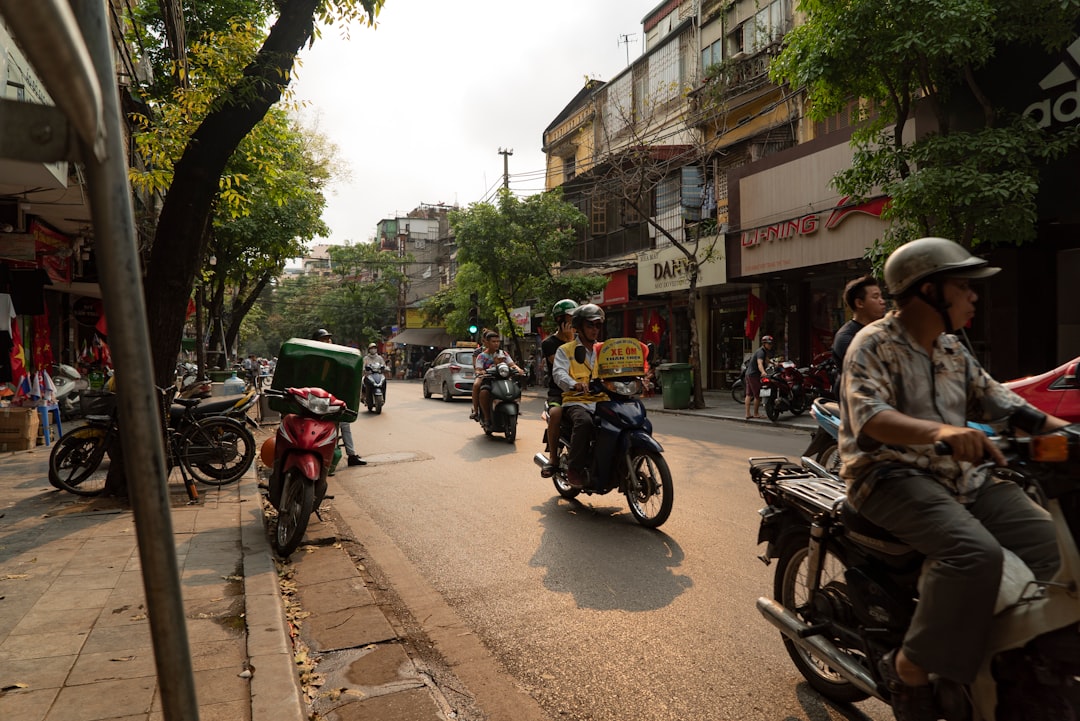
[563,155,575,181]
[701,39,723,72]
[728,0,791,56]
[591,199,607,235]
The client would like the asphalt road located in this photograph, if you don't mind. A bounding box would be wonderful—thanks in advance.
[330,381,891,721]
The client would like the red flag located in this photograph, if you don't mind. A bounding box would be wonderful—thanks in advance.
[186,297,196,320]
[642,310,664,347]
[9,317,27,383]
[95,311,108,337]
[31,306,54,370]
[745,293,766,339]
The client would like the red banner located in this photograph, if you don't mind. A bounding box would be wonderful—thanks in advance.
[32,305,54,370]
[745,293,766,339]
[642,309,665,348]
[9,317,27,383]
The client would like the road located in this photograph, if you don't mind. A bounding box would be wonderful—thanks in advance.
[329,382,890,721]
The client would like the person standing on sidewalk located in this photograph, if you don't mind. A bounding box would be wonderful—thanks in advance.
[313,329,366,467]
[744,335,774,419]
[832,275,887,365]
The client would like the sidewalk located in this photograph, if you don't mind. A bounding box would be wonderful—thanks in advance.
[0,389,814,721]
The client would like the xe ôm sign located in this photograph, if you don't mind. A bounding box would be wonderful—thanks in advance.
[636,236,725,296]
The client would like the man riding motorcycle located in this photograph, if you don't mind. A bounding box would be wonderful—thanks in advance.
[838,237,1068,721]
[551,303,607,489]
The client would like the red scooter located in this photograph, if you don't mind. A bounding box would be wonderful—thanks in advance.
[262,386,348,556]
[760,360,809,423]
[799,352,839,401]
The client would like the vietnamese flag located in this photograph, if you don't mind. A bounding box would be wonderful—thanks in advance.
[642,310,664,347]
[9,317,27,383]
[32,305,54,369]
[745,292,766,339]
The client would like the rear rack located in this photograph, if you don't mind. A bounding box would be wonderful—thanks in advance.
[749,455,847,513]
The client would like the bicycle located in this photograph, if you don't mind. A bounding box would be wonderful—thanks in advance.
[48,387,256,500]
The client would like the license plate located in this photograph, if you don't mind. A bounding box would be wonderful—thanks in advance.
[759,388,772,397]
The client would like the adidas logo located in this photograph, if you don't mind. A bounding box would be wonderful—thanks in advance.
[1025,35,1080,128]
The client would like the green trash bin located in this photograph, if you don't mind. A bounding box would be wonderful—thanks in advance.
[658,363,692,410]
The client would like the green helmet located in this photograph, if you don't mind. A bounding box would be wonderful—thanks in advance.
[551,298,578,321]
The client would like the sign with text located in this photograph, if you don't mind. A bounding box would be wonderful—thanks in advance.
[636,237,725,296]
[595,338,646,379]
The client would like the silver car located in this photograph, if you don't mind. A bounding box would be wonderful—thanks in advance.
[422,349,475,401]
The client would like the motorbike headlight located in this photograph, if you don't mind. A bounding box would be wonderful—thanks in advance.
[496,363,511,379]
[603,378,643,397]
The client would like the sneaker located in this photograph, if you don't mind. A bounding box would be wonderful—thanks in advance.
[347,455,367,467]
[565,467,587,489]
[877,649,937,721]
[469,410,478,420]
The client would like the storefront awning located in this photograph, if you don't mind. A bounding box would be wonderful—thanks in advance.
[390,328,455,347]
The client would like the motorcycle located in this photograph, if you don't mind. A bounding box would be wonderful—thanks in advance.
[532,340,673,528]
[53,363,87,420]
[750,418,1080,720]
[800,352,838,401]
[473,362,523,443]
[760,360,809,422]
[176,361,212,400]
[262,386,349,557]
[360,362,387,414]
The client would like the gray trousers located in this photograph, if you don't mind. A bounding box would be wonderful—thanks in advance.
[339,421,356,456]
[856,472,1059,683]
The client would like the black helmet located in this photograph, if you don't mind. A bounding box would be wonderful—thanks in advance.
[313,328,332,341]
[571,303,605,330]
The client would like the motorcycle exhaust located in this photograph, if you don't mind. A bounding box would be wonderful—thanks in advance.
[533,452,549,468]
[756,598,882,699]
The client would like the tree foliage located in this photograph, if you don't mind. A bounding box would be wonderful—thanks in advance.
[448,189,603,354]
[770,0,1080,264]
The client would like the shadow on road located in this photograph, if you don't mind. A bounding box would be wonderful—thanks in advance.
[527,496,691,611]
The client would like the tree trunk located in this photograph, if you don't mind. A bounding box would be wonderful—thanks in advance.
[143,0,320,386]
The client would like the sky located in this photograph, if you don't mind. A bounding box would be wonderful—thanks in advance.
[289,0,652,247]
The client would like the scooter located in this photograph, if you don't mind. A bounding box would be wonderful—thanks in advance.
[262,386,348,557]
[53,363,87,420]
[473,362,522,443]
[760,360,809,422]
[361,362,387,414]
[750,417,1080,720]
[176,361,212,400]
[533,365,673,528]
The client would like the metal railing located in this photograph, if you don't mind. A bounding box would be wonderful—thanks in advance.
[0,1,198,719]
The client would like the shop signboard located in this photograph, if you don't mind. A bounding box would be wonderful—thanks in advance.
[636,236,725,296]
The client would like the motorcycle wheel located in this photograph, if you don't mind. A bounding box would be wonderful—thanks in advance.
[375,396,384,415]
[817,442,841,476]
[624,449,673,528]
[774,538,870,703]
[182,416,255,486]
[49,426,110,496]
[551,446,580,499]
[791,391,809,416]
[731,379,744,404]
[504,414,517,444]
[274,469,314,557]
[765,397,780,423]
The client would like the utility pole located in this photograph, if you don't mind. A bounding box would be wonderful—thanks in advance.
[498,147,513,191]
[617,33,637,67]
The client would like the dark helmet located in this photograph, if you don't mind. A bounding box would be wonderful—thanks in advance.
[551,298,578,321]
[572,303,605,329]
[761,335,774,344]
[884,237,1000,297]
[313,328,332,341]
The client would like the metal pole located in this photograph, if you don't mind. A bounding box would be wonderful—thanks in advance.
[70,2,200,719]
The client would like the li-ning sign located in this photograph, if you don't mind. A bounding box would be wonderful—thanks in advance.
[740,213,819,247]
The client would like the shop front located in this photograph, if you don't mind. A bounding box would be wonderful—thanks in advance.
[727,135,888,367]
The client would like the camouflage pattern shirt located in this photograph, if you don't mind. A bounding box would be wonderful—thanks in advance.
[839,312,1027,505]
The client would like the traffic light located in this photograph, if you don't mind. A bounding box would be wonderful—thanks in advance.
[467,293,479,335]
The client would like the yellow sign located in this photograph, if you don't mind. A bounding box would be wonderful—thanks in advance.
[595,338,645,379]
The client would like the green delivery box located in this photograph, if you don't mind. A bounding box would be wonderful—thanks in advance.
[269,338,364,422]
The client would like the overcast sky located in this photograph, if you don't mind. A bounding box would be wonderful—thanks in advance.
[289,0,651,247]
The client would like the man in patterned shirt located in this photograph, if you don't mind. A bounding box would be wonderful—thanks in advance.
[839,237,1067,721]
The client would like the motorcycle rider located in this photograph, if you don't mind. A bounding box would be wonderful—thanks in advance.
[838,237,1067,721]
[313,329,366,467]
[551,304,608,489]
[744,335,774,420]
[540,299,578,478]
[472,329,523,428]
[831,274,887,365]
[362,342,385,405]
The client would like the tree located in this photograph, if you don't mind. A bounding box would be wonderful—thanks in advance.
[769,0,1080,264]
[449,189,604,363]
[132,0,384,385]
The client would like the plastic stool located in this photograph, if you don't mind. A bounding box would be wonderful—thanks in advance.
[38,403,63,446]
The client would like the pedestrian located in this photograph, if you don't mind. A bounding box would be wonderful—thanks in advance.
[839,237,1066,721]
[744,335,774,419]
[831,275,887,365]
[313,329,366,467]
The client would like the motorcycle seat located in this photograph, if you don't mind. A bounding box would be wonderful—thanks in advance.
[813,398,840,418]
[169,396,240,423]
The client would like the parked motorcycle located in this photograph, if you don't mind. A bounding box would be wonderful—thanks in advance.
[53,363,87,420]
[473,362,522,443]
[176,361,212,400]
[360,362,387,414]
[800,352,838,401]
[533,340,673,527]
[262,386,349,557]
[760,360,809,422]
[750,418,1080,720]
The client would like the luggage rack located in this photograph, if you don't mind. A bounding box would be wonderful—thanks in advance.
[749,455,847,511]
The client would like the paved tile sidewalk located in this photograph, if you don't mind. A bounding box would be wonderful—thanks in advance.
[0,444,301,721]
